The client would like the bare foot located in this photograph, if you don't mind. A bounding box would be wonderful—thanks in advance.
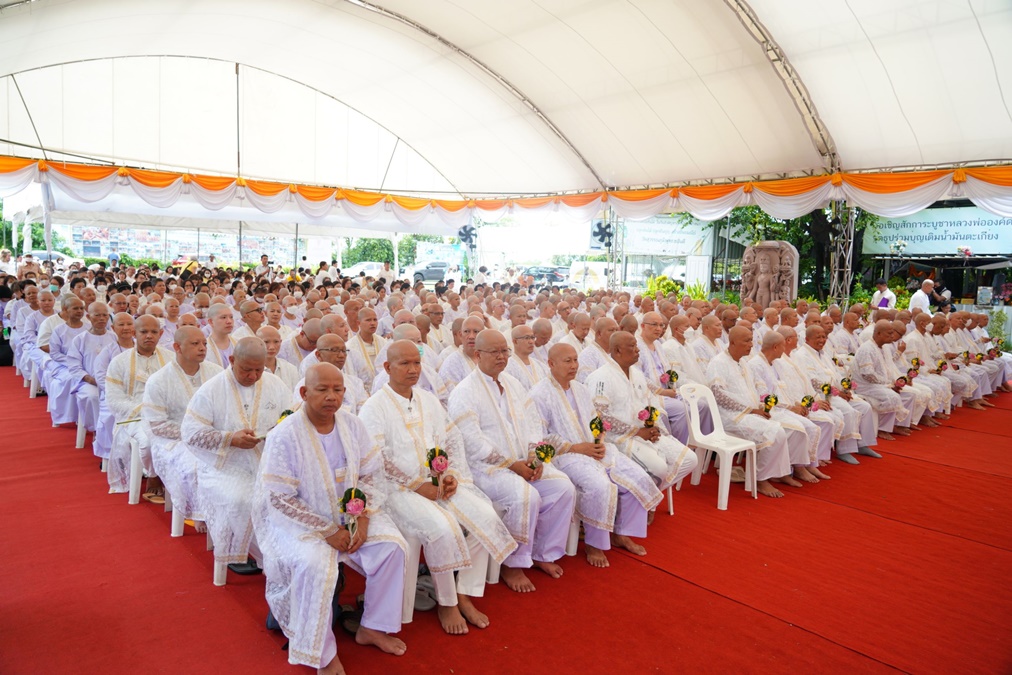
[585,545,609,568]
[318,654,346,675]
[793,466,819,484]
[878,431,895,441]
[981,399,996,408]
[355,627,406,656]
[921,417,939,428]
[757,480,784,498]
[611,534,646,556]
[809,466,831,480]
[501,566,536,593]
[457,595,489,629]
[773,475,804,488]
[646,509,655,525]
[935,413,950,420]
[193,520,207,534]
[819,459,831,466]
[893,427,912,436]
[532,560,564,579]
[437,605,469,635]
[967,401,986,410]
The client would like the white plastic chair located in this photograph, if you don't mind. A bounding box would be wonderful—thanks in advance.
[75,407,88,449]
[28,362,39,398]
[165,489,185,538]
[679,383,758,510]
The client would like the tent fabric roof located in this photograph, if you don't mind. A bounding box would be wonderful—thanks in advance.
[1,0,1009,201]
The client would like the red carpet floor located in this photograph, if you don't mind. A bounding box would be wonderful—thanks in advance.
[1,365,1010,674]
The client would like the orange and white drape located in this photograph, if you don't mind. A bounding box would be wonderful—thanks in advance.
[1,156,1011,227]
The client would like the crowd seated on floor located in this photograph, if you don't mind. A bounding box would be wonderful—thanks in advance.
[2,253,1009,675]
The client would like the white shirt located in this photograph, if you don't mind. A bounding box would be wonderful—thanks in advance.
[909,289,932,313]
[870,288,897,309]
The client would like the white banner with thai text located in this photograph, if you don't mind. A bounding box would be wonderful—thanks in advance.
[863,207,1012,255]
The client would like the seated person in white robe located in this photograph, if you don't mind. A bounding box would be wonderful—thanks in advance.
[181,337,292,575]
[361,341,516,635]
[254,363,408,675]
[637,311,691,443]
[447,329,576,594]
[853,320,919,440]
[292,334,368,414]
[231,300,265,340]
[438,316,481,392]
[892,318,951,422]
[142,326,222,529]
[746,331,829,483]
[347,307,388,391]
[531,344,662,568]
[66,302,115,432]
[577,317,616,383]
[92,312,137,461]
[278,317,322,370]
[505,324,549,390]
[105,315,172,497]
[586,332,697,506]
[558,312,592,354]
[370,324,448,405]
[204,304,237,370]
[47,295,89,426]
[256,325,299,390]
[926,314,984,410]
[691,315,724,371]
[704,327,794,499]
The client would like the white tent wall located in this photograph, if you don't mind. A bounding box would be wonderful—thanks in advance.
[2,0,1008,198]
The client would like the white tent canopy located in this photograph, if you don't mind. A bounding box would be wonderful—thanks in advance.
[1,0,1009,200]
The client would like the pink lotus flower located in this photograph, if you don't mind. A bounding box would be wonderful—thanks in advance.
[812,401,821,411]
[831,387,841,397]
[430,455,449,474]
[894,378,906,388]
[659,373,670,384]
[345,498,365,516]
[637,409,649,421]
[602,421,612,431]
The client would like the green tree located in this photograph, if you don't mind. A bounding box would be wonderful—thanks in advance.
[398,234,443,268]
[0,210,73,256]
[342,238,394,268]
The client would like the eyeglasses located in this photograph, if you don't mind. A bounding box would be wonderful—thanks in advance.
[318,347,347,354]
[244,308,264,315]
[642,322,666,328]
[514,335,535,341]
[477,348,512,357]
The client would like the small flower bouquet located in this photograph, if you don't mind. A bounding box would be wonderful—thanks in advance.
[637,406,660,428]
[936,359,948,372]
[820,382,833,399]
[987,348,998,359]
[660,369,679,389]
[340,487,367,540]
[906,368,918,380]
[426,446,449,496]
[840,377,855,392]
[894,376,909,388]
[910,357,922,371]
[529,442,556,469]
[974,353,985,364]
[762,394,778,412]
[589,415,611,444]
[800,395,814,410]
[961,350,970,362]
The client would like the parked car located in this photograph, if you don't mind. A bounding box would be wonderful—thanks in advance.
[343,261,386,278]
[29,250,86,270]
[522,266,566,284]
[411,260,449,282]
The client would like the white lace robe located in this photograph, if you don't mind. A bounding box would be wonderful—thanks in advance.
[437,348,477,392]
[142,360,223,519]
[105,347,173,492]
[347,333,388,391]
[576,341,610,383]
[359,386,516,571]
[585,358,694,491]
[253,408,406,668]
[529,376,662,529]
[181,369,292,564]
[745,354,820,464]
[370,362,448,406]
[504,354,550,391]
[853,341,909,422]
